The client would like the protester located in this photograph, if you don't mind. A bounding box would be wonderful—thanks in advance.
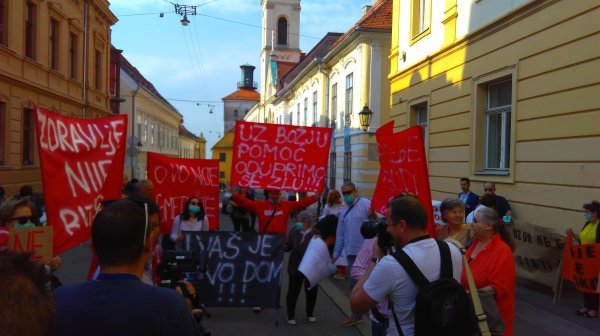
[285,210,320,325]
[230,188,319,234]
[231,188,319,313]
[351,238,389,336]
[122,178,139,198]
[54,198,200,336]
[18,185,44,219]
[332,182,376,326]
[567,200,600,318]
[484,182,512,219]
[171,196,209,250]
[350,195,463,336]
[458,177,479,216]
[0,251,55,336]
[436,198,473,247]
[466,193,497,223]
[316,190,343,256]
[227,187,253,232]
[463,207,516,336]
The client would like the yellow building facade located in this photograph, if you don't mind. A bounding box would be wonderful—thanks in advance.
[389,0,600,285]
[211,130,235,189]
[0,0,117,193]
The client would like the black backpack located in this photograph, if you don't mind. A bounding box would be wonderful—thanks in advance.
[390,240,477,336]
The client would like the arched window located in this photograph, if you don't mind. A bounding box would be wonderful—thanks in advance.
[277,17,287,46]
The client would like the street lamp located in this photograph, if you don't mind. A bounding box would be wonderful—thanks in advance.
[358,105,373,132]
[174,4,197,26]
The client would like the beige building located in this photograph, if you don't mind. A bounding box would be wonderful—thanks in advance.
[0,0,117,194]
[179,122,200,159]
[389,0,600,284]
[245,0,392,198]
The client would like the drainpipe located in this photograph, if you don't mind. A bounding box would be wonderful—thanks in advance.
[130,86,140,179]
[82,0,89,118]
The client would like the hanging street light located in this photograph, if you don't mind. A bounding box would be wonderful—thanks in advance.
[173,3,197,26]
[358,105,374,132]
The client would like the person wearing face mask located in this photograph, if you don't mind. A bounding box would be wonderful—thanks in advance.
[284,210,321,325]
[332,182,377,327]
[170,196,209,250]
[567,200,600,318]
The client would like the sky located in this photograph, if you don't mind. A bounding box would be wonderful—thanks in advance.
[109,0,372,153]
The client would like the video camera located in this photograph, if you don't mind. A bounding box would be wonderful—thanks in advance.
[156,250,199,288]
[360,218,394,249]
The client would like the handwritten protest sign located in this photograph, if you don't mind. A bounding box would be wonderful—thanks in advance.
[35,107,126,254]
[298,237,337,289]
[184,231,284,307]
[561,232,600,294]
[231,121,332,192]
[371,122,435,236]
[8,226,53,262]
[147,153,220,233]
[511,219,564,287]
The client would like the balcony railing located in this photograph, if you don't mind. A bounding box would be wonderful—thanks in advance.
[237,81,257,89]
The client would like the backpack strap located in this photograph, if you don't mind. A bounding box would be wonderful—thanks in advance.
[436,240,453,279]
[391,248,430,288]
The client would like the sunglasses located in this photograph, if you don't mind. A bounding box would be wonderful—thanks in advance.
[341,190,355,196]
[11,216,38,225]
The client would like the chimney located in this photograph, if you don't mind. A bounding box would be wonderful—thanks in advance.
[363,4,372,15]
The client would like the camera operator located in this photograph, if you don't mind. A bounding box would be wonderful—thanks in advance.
[350,195,463,336]
[54,198,201,336]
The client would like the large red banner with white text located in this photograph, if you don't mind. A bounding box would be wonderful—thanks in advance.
[35,107,127,254]
[231,121,332,192]
[147,153,220,234]
[371,122,436,236]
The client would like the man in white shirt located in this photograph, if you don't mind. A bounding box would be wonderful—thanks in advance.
[350,196,463,336]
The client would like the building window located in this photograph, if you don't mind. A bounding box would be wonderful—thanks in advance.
[345,73,353,128]
[289,112,293,125]
[303,97,308,126]
[22,108,35,165]
[331,83,337,128]
[69,33,77,80]
[411,0,431,39]
[219,152,226,162]
[0,0,7,46]
[25,0,37,59]
[234,109,239,119]
[0,102,5,165]
[94,50,102,90]
[49,18,59,70]
[143,119,148,143]
[296,103,300,126]
[219,171,225,179]
[411,102,428,150]
[312,91,318,126]
[277,17,287,46]
[343,151,352,183]
[329,152,336,190]
[485,79,512,170]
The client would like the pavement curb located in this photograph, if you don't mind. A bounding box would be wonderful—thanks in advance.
[319,277,370,336]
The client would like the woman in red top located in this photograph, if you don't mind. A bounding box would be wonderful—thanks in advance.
[462,206,516,336]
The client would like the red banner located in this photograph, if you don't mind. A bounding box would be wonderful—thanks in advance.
[147,153,220,234]
[35,107,127,254]
[561,232,600,294]
[371,122,436,236]
[231,121,332,192]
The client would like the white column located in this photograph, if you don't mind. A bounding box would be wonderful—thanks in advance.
[369,41,383,130]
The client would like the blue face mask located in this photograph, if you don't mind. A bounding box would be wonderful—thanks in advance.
[585,213,593,222]
[15,222,36,229]
[188,205,201,214]
[343,195,355,205]
[295,222,303,231]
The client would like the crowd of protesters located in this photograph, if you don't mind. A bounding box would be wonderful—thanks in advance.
[0,177,598,336]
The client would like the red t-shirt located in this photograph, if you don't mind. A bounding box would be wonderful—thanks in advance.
[462,234,516,336]
[232,194,317,234]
